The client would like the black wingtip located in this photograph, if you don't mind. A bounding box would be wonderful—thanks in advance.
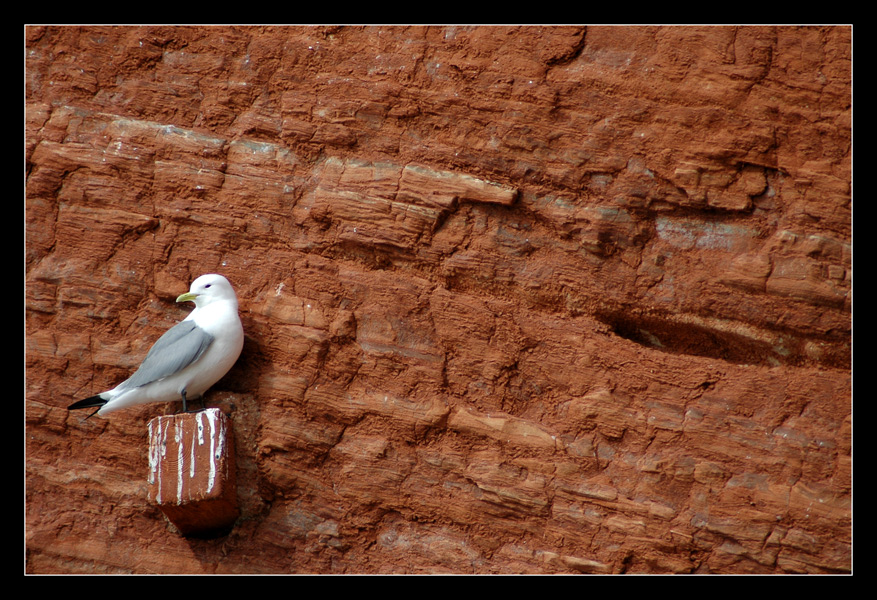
[68,395,108,411]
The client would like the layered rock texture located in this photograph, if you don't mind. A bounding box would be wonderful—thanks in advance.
[26,26,851,573]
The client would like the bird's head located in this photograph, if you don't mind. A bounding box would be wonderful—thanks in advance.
[176,274,239,309]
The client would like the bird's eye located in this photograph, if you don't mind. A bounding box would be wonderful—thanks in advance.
[205,284,212,288]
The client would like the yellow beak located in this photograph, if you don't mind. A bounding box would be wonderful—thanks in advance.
[176,292,198,303]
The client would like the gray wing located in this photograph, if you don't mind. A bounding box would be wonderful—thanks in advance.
[117,320,214,391]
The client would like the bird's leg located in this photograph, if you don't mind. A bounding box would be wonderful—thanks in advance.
[179,389,208,413]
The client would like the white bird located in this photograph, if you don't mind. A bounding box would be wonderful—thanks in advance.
[68,274,244,417]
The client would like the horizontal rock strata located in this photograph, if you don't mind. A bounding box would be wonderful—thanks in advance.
[26,25,850,574]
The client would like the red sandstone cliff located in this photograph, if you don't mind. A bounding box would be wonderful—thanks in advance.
[26,25,851,574]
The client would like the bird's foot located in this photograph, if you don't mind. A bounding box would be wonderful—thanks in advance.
[178,391,208,414]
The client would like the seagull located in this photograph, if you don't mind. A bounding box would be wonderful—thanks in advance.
[68,274,244,417]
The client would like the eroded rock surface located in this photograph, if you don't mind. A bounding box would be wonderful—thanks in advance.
[26,25,851,573]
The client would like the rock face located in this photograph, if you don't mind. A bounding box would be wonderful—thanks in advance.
[26,26,851,573]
